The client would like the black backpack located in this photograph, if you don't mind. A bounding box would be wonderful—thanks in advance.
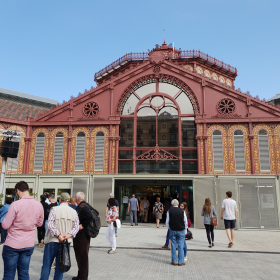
[185,230,193,240]
[84,203,101,238]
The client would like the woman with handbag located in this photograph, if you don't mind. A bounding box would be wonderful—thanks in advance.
[201,198,217,248]
[106,198,119,254]
[153,197,164,228]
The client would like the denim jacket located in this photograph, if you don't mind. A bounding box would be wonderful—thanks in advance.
[0,204,10,223]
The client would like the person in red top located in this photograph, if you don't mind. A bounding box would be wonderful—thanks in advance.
[2,181,44,280]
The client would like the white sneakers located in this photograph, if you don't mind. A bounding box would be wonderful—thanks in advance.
[184,256,188,261]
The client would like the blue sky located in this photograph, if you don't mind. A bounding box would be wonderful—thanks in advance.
[0,0,279,103]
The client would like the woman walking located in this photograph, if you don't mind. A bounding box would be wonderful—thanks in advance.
[180,202,189,262]
[106,198,119,254]
[201,198,216,247]
[153,197,164,228]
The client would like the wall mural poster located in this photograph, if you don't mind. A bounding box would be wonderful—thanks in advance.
[260,194,274,209]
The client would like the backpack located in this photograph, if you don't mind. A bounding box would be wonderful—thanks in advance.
[185,230,193,240]
[83,203,101,238]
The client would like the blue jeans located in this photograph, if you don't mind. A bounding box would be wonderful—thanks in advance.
[183,240,187,257]
[165,229,170,246]
[115,227,117,234]
[169,230,185,264]
[2,245,34,280]
[0,223,8,243]
[40,242,69,280]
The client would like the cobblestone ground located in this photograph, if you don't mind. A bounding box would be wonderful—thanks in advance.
[0,226,279,279]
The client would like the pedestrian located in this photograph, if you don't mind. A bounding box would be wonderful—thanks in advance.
[153,197,164,228]
[1,181,44,279]
[105,193,119,237]
[106,198,119,254]
[73,192,93,280]
[38,194,47,248]
[166,199,188,266]
[220,191,237,248]
[68,195,77,210]
[201,198,217,248]
[180,202,189,261]
[0,197,13,245]
[128,194,139,226]
[140,195,150,223]
[40,192,79,280]
[44,192,51,205]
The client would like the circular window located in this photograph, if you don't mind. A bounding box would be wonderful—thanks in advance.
[217,98,235,115]
[83,102,99,117]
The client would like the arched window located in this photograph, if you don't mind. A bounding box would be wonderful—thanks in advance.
[213,130,224,171]
[7,139,20,171]
[75,132,86,171]
[94,131,105,171]
[34,132,45,171]
[53,132,64,171]
[234,130,246,172]
[258,129,270,171]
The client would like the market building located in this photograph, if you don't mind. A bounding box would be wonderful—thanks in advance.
[1,42,280,228]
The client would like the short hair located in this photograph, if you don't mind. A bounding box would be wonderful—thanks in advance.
[15,181,29,192]
[156,197,160,202]
[40,195,46,202]
[171,199,179,207]
[76,192,85,200]
[5,197,13,205]
[109,193,114,197]
[132,194,135,198]
[49,193,55,200]
[108,198,116,207]
[226,191,232,198]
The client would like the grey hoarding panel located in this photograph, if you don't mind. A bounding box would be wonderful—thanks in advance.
[194,178,215,228]
[217,177,239,229]
[93,177,113,226]
[73,177,88,201]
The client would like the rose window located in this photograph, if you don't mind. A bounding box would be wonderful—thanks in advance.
[217,98,235,115]
[83,101,99,117]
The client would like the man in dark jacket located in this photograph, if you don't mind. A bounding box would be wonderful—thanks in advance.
[166,199,188,266]
[73,192,92,280]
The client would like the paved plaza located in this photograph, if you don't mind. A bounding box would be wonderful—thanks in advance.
[0,225,279,279]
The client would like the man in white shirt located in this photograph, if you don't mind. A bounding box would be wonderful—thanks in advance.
[220,191,237,248]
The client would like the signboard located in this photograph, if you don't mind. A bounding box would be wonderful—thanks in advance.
[260,194,274,209]
[183,191,189,199]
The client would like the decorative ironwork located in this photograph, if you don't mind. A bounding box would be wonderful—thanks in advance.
[136,147,179,162]
[94,45,237,80]
[83,102,99,118]
[217,98,236,115]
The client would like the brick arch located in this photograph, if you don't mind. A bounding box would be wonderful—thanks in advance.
[116,73,200,115]
[30,128,51,173]
[49,128,68,174]
[253,124,275,174]
[5,125,26,174]
[90,127,109,174]
[207,125,228,174]
[70,127,91,174]
[228,125,251,174]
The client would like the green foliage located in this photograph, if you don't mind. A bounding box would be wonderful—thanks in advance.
[29,191,38,198]
[0,193,4,208]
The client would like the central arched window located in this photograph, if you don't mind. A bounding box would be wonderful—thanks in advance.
[258,129,270,172]
[213,130,224,172]
[34,132,45,172]
[75,132,86,171]
[234,130,246,172]
[53,132,64,171]
[119,79,197,174]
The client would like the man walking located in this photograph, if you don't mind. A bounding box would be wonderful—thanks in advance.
[1,181,44,279]
[40,192,79,280]
[166,199,188,266]
[73,192,93,280]
[220,191,237,248]
[140,196,150,223]
[128,194,139,226]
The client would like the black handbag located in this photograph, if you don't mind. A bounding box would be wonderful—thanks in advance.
[59,240,71,273]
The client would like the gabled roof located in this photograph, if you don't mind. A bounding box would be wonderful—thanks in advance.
[267,94,280,102]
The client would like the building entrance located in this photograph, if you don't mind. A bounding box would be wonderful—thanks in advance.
[115,179,193,224]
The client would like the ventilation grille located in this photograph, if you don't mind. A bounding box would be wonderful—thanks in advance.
[94,136,105,171]
[34,137,45,171]
[75,136,86,171]
[53,137,64,171]
[258,135,270,171]
[234,135,246,171]
[213,135,224,171]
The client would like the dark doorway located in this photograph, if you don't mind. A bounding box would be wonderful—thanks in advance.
[115,179,193,224]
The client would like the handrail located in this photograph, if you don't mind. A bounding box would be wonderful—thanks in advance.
[94,49,237,80]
